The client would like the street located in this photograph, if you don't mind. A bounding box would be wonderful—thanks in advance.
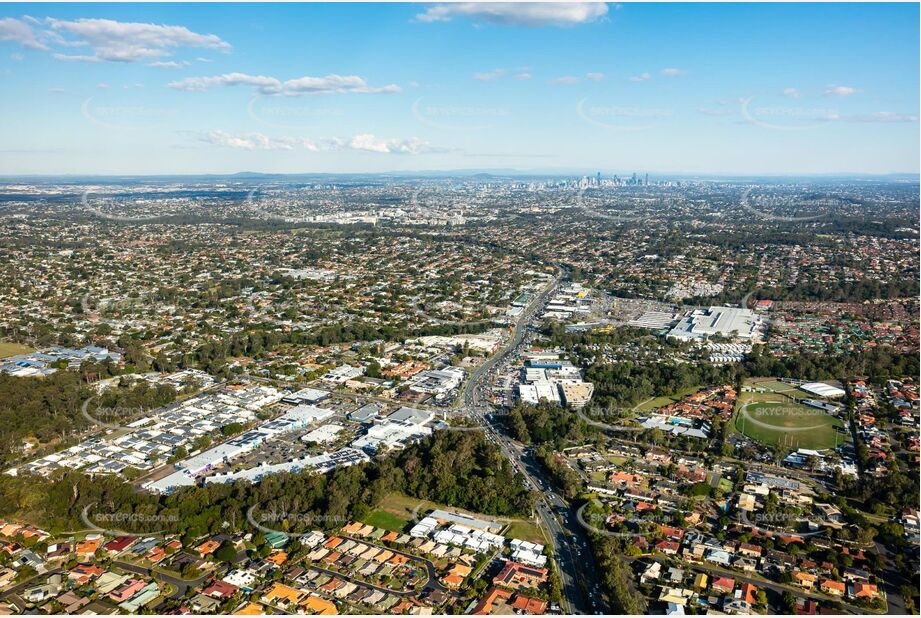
[456,267,607,615]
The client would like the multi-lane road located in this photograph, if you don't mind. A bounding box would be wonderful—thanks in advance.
[458,267,607,615]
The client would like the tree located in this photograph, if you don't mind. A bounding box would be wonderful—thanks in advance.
[213,540,237,563]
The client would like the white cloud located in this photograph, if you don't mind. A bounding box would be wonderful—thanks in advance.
[96,82,109,89]
[0,16,230,63]
[472,69,506,81]
[824,84,859,97]
[415,2,608,27]
[551,72,603,84]
[148,60,190,69]
[10,52,24,61]
[348,133,428,154]
[169,72,401,95]
[783,87,800,98]
[550,75,581,85]
[52,53,102,63]
[513,72,532,80]
[198,130,318,151]
[628,72,651,82]
[196,130,432,154]
[660,67,686,77]
[171,72,278,92]
[45,17,230,63]
[0,17,47,50]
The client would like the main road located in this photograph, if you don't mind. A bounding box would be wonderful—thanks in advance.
[456,266,605,615]
[456,268,561,411]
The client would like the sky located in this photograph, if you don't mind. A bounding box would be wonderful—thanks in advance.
[0,2,918,176]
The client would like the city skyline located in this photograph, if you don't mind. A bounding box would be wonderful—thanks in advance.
[0,2,918,176]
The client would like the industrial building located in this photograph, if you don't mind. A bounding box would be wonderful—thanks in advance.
[667,306,765,342]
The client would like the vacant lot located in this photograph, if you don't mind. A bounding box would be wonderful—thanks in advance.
[371,491,542,541]
[362,509,410,532]
[634,385,705,412]
[503,521,548,545]
[0,342,32,359]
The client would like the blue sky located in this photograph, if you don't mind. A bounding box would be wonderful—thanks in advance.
[0,2,917,175]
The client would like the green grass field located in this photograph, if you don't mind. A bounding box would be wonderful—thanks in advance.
[0,342,32,359]
[374,492,446,523]
[745,378,807,400]
[634,385,705,412]
[372,491,541,541]
[735,400,845,450]
[503,521,548,545]
[361,509,410,532]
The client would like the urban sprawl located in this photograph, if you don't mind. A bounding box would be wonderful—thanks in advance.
[0,175,916,616]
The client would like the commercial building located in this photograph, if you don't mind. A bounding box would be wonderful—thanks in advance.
[667,306,764,342]
[321,365,365,384]
[518,382,560,406]
[560,382,595,409]
[799,382,846,399]
[281,387,330,405]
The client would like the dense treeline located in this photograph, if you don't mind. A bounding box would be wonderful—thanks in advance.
[742,345,919,385]
[94,379,178,417]
[540,323,675,350]
[582,345,918,410]
[0,372,90,463]
[755,278,920,303]
[0,373,183,466]
[585,360,734,410]
[590,537,646,614]
[393,430,533,516]
[504,402,589,448]
[534,444,583,500]
[166,319,501,377]
[0,431,532,537]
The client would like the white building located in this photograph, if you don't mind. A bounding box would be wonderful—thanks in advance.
[667,306,764,342]
[321,365,365,384]
[799,382,846,399]
[518,381,560,406]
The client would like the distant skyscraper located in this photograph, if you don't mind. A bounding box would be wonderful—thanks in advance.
[596,172,601,186]
[645,173,649,186]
